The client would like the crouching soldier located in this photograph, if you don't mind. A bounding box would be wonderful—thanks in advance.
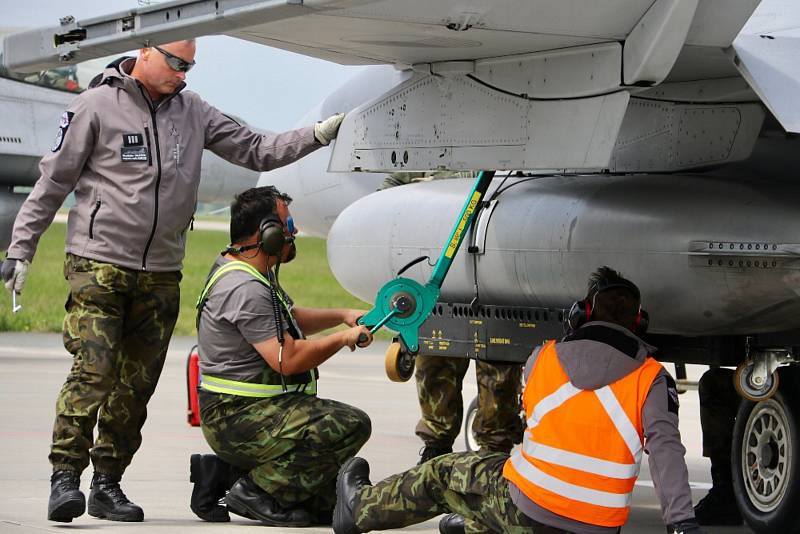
[190,186,373,526]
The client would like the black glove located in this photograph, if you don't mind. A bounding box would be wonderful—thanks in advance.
[1,258,16,282]
[668,519,705,534]
[1,257,30,293]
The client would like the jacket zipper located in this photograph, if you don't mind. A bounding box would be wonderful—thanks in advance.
[88,200,101,239]
[144,126,153,166]
[140,87,162,271]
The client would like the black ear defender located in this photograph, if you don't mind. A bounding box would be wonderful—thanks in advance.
[565,278,648,336]
[223,212,293,257]
[258,214,288,256]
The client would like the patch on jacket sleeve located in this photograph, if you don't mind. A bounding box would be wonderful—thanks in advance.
[51,111,75,152]
[665,374,680,415]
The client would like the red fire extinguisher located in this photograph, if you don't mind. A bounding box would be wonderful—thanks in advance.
[186,345,201,427]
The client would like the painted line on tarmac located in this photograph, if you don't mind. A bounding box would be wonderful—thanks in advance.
[0,346,194,358]
[0,346,68,357]
[636,480,711,490]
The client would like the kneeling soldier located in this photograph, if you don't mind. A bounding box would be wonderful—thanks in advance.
[192,186,372,526]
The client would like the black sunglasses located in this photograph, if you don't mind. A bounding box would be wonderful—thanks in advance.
[154,46,195,73]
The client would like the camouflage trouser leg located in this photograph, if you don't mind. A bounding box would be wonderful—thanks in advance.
[415,355,470,448]
[698,367,739,460]
[415,355,523,452]
[474,361,524,452]
[50,254,180,476]
[200,391,371,514]
[355,451,537,533]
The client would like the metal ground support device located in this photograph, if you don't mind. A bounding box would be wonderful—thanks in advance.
[359,170,496,381]
[734,342,795,401]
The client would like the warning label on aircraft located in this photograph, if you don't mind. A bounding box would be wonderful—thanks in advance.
[445,192,482,259]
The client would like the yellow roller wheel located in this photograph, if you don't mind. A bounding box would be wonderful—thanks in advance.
[385,341,415,382]
[734,361,779,402]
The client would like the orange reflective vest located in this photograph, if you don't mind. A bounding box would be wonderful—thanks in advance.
[503,340,663,527]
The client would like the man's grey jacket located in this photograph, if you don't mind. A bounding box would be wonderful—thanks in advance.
[7,58,320,271]
[511,321,695,534]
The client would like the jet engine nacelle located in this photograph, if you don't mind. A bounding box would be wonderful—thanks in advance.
[327,174,800,336]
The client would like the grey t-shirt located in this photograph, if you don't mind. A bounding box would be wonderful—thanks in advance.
[197,256,295,382]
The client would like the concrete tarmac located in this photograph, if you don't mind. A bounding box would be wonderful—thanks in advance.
[0,333,753,533]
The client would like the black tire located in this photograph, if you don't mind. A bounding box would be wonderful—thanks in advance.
[733,368,800,533]
[464,396,479,452]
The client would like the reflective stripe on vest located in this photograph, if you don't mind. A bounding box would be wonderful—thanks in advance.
[503,340,663,527]
[200,371,317,398]
[195,260,315,398]
[196,260,291,321]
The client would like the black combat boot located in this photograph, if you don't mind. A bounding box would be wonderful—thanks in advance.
[418,444,452,465]
[439,513,466,534]
[190,453,233,522]
[87,473,144,522]
[48,470,85,522]
[333,456,372,534]
[225,475,312,527]
[694,460,742,525]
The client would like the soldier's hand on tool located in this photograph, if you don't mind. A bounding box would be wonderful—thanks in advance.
[1,258,30,294]
[314,112,345,145]
[342,309,366,327]
[345,325,372,351]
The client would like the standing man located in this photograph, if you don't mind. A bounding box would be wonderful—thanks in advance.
[380,171,523,463]
[334,267,705,534]
[0,40,345,523]
[193,186,373,527]
[693,368,742,525]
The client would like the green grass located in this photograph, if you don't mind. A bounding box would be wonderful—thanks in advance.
[0,223,372,336]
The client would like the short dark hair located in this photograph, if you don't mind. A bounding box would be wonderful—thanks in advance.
[229,186,292,244]
[586,266,641,328]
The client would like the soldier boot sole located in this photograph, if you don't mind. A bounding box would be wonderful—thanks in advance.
[88,502,144,522]
[225,492,311,527]
[47,492,85,522]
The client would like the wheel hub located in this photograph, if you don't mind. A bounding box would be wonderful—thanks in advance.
[743,399,791,512]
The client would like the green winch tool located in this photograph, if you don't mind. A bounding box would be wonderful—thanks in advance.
[359,170,495,353]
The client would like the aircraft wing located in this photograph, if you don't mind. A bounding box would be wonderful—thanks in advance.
[730,0,800,133]
[1,0,762,85]
[227,0,754,80]
[4,0,798,172]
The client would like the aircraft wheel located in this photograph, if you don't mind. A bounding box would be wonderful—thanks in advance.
[464,396,479,452]
[735,361,779,401]
[385,341,415,382]
[733,377,800,533]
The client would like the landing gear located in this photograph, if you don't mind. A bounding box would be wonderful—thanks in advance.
[733,377,800,533]
[384,340,415,382]
[464,397,479,452]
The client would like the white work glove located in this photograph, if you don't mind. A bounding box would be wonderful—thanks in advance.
[1,258,30,294]
[314,112,345,145]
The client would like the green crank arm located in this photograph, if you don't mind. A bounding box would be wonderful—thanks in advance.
[360,171,496,353]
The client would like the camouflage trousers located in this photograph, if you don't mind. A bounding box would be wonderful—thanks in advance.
[698,367,739,460]
[415,355,524,452]
[355,451,542,533]
[199,390,371,515]
[50,254,180,476]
